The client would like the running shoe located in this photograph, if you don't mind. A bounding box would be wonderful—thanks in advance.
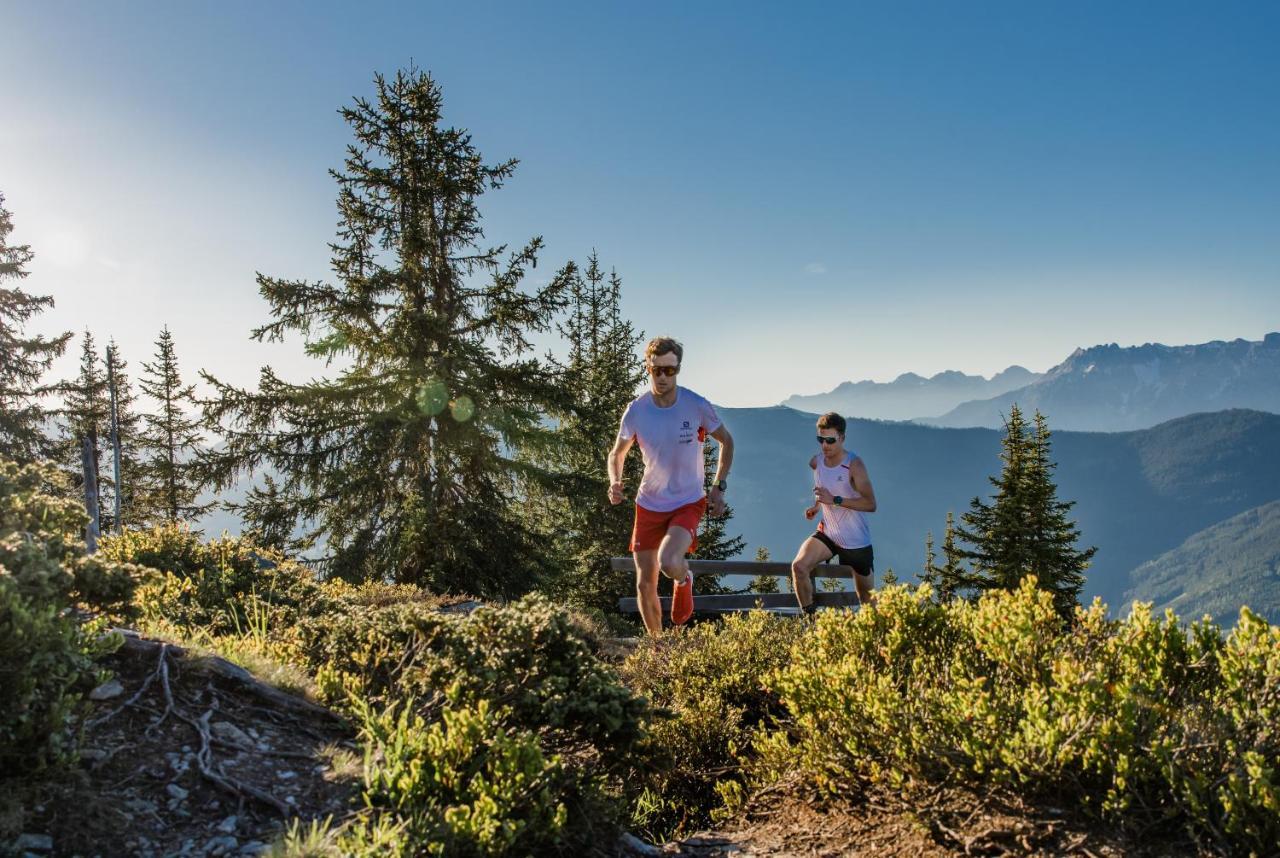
[671,574,694,625]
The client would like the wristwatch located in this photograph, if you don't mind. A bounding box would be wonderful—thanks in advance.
[834,496,843,507]
[714,479,727,492]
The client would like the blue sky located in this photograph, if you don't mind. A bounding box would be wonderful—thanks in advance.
[3,1,1278,406]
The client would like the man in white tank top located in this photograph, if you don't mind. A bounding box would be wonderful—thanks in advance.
[791,411,877,612]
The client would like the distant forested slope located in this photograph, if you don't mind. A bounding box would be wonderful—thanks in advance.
[1124,500,1280,626]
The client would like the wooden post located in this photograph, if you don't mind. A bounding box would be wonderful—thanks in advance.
[81,432,100,553]
[106,347,123,534]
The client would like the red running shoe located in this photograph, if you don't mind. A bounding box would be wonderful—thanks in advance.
[671,575,694,625]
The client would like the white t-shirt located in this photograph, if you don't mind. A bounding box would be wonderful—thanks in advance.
[617,387,722,512]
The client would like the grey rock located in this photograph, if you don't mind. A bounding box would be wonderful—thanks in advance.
[217,815,238,834]
[166,782,189,801]
[204,835,238,856]
[211,721,254,748]
[89,678,125,700]
[618,833,661,857]
[14,834,54,852]
[237,843,268,856]
[277,770,296,780]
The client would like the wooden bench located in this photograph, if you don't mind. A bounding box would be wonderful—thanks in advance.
[613,558,862,614]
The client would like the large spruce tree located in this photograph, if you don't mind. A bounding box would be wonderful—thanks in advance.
[138,327,208,524]
[0,193,71,462]
[525,253,645,610]
[201,68,571,596]
[955,404,1094,618]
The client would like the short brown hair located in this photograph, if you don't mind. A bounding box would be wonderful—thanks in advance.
[645,336,683,364]
[817,412,846,435]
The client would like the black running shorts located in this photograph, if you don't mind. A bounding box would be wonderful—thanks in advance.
[810,531,874,578]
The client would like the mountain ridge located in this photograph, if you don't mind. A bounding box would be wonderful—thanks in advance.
[927,332,1280,431]
[782,365,1041,421]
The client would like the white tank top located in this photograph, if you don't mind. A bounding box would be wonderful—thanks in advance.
[814,451,872,549]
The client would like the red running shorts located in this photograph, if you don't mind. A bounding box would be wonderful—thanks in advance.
[629,497,706,553]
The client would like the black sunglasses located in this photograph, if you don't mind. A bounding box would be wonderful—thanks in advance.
[648,365,679,377]
[816,435,839,445]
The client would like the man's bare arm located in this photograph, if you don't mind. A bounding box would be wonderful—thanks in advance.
[707,424,734,516]
[709,424,734,482]
[844,457,877,512]
[607,435,635,504]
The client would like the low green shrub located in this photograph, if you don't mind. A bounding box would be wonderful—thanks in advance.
[278,595,651,856]
[353,698,589,856]
[1171,608,1279,853]
[764,577,1280,852]
[0,458,121,776]
[302,595,650,763]
[620,612,804,840]
[103,524,331,637]
[0,577,114,774]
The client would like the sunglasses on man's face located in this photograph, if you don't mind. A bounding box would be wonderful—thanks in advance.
[817,435,839,445]
[648,365,679,377]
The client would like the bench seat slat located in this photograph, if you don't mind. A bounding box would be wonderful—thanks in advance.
[609,558,856,579]
[617,592,860,612]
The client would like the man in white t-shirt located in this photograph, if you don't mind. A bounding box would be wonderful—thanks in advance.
[792,411,877,612]
[607,337,734,635]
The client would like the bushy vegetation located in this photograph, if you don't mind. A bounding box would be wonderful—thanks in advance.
[100,523,334,638]
[763,579,1279,853]
[619,611,804,840]
[0,459,129,775]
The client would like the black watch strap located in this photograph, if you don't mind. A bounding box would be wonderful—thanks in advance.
[714,479,727,492]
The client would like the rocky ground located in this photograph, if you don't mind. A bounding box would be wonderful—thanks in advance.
[12,632,358,858]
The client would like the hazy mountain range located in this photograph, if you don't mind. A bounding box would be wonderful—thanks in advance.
[721,407,1280,622]
[782,366,1041,422]
[929,333,1280,431]
[786,333,1280,432]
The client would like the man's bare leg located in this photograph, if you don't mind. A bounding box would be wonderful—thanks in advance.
[791,537,834,611]
[658,525,693,583]
[853,571,874,606]
[633,549,663,636]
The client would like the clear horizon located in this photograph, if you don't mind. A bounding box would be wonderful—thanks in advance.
[4,1,1278,407]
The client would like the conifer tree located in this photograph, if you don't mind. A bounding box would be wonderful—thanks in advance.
[524,253,645,610]
[954,405,1094,618]
[938,511,968,601]
[1022,411,1094,617]
[920,511,969,602]
[240,472,304,554]
[956,404,1030,590]
[749,545,779,594]
[102,341,145,530]
[0,193,71,462]
[921,529,938,587]
[138,327,209,523]
[56,332,111,522]
[200,68,571,596]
